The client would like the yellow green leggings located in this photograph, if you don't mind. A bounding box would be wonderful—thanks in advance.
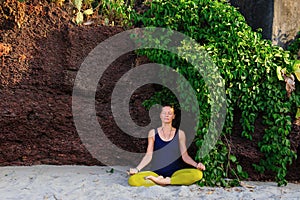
[128,168,203,187]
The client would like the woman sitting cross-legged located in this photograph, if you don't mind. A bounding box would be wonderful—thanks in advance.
[128,105,205,187]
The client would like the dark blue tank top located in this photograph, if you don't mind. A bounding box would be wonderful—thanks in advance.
[151,128,184,177]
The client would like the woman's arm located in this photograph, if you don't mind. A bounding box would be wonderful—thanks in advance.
[179,130,206,171]
[129,129,155,175]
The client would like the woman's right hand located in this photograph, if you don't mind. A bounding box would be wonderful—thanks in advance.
[128,168,139,175]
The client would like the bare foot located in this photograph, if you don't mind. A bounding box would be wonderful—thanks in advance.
[145,175,171,186]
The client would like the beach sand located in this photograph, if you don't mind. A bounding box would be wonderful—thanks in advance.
[0,165,299,200]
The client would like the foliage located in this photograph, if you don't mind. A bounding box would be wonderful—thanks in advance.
[69,0,134,26]
[95,0,134,27]
[9,0,134,27]
[287,31,300,60]
[277,32,300,124]
[133,0,297,186]
[288,32,300,124]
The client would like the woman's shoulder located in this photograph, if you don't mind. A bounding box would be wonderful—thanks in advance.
[148,128,156,138]
[177,129,186,138]
[176,128,184,133]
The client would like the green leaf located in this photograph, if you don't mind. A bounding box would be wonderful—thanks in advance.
[237,165,242,173]
[230,155,237,163]
[274,53,282,57]
[83,8,93,16]
[74,0,82,11]
[76,11,84,24]
[104,18,109,25]
[296,108,300,118]
[106,168,114,173]
[276,66,283,81]
[292,60,300,81]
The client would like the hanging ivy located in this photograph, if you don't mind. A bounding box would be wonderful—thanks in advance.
[133,0,298,186]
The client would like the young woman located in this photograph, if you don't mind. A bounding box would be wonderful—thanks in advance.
[128,105,205,186]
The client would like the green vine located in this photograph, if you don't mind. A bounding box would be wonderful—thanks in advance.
[133,0,297,186]
[58,0,134,26]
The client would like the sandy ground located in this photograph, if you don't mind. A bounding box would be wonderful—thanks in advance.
[0,165,299,200]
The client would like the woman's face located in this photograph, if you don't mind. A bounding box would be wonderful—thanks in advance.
[160,106,175,123]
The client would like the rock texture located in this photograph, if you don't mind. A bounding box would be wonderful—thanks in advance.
[272,0,300,47]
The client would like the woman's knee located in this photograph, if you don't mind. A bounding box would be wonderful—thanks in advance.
[128,175,140,186]
[128,171,159,187]
[171,169,203,185]
[193,170,203,182]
